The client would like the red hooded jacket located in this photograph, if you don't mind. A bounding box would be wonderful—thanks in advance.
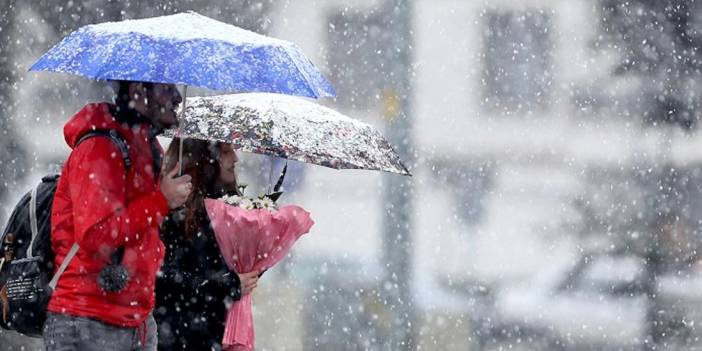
[49,103,169,327]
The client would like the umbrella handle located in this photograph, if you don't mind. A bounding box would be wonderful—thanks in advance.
[178,85,188,176]
[273,161,287,193]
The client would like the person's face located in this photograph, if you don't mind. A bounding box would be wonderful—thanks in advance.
[217,143,238,187]
[130,83,182,129]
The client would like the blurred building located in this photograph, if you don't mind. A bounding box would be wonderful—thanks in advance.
[260,0,702,350]
[6,0,702,350]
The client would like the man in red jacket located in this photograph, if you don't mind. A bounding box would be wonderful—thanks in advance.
[44,81,192,351]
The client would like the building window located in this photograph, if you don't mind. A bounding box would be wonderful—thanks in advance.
[482,10,552,112]
[327,10,386,109]
[431,158,494,227]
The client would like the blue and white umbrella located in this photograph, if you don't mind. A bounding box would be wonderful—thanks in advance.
[30,11,335,98]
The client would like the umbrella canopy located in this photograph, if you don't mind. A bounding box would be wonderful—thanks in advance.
[30,11,335,98]
[163,93,411,176]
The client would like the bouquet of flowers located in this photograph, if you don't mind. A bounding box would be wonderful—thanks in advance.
[205,185,313,351]
[219,192,279,211]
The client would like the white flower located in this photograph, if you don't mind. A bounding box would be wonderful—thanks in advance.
[220,194,243,206]
[258,197,277,210]
[239,198,254,210]
[220,192,277,211]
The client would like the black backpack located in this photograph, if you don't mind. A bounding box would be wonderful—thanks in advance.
[0,130,130,336]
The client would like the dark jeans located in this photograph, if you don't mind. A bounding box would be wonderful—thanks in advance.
[43,312,157,351]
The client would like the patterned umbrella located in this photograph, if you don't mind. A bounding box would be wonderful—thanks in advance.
[163,93,411,176]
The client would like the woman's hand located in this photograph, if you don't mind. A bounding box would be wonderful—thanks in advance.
[160,162,192,209]
[238,270,260,295]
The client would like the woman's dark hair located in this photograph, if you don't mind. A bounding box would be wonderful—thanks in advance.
[163,138,233,239]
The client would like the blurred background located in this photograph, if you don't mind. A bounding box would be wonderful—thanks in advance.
[4,0,702,350]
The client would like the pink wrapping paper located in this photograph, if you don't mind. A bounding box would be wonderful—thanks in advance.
[205,199,314,351]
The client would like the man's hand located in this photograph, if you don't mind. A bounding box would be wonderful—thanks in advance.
[160,163,192,209]
[238,270,260,296]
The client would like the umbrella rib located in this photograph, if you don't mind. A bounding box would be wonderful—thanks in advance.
[280,45,319,99]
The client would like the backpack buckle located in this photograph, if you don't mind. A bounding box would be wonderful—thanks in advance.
[2,233,14,263]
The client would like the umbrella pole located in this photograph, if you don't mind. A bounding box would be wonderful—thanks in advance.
[178,85,188,176]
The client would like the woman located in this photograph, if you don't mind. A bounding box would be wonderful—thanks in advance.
[155,138,260,350]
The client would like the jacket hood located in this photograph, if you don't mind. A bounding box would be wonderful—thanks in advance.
[64,103,124,148]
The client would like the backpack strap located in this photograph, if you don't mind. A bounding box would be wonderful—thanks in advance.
[48,243,79,290]
[46,129,131,289]
[25,130,130,260]
[27,186,39,258]
[76,130,132,169]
